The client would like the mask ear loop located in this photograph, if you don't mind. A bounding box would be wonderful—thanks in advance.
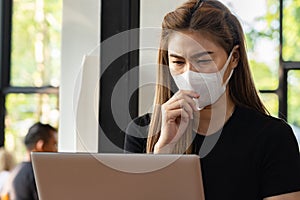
[220,50,234,84]
[220,45,239,86]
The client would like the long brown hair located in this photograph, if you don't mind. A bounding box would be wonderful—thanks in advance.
[146,0,268,153]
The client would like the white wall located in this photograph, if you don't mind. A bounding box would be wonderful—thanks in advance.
[59,0,100,152]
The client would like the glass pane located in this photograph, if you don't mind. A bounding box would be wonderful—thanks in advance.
[223,0,279,90]
[250,60,278,90]
[11,0,62,87]
[259,93,279,117]
[282,0,300,61]
[288,71,300,127]
[4,94,59,162]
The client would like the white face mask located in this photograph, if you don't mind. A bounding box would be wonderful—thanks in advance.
[171,51,234,110]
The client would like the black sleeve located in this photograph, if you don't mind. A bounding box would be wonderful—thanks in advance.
[260,120,300,198]
[124,113,150,153]
[12,163,38,200]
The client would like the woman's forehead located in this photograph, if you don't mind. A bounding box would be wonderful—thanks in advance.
[167,30,221,56]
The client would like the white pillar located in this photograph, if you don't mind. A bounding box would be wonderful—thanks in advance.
[59,0,100,152]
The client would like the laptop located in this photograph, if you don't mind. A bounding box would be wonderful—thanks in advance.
[31,153,205,200]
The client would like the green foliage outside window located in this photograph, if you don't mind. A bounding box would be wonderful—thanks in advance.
[11,0,61,87]
[245,0,300,127]
[288,71,300,127]
[283,0,300,61]
[5,0,61,162]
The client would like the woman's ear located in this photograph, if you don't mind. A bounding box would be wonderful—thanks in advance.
[231,45,240,69]
[35,139,45,152]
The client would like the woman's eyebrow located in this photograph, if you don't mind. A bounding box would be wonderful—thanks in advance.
[169,53,184,59]
[190,51,214,59]
[168,51,214,59]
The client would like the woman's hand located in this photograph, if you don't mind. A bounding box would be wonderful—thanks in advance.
[154,90,199,153]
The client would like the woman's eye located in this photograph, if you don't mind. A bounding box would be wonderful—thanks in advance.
[196,59,212,64]
[172,60,185,65]
[194,60,212,68]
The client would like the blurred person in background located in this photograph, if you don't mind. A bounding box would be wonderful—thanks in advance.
[0,147,16,192]
[1,122,57,200]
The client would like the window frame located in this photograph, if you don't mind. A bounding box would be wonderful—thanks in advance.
[254,0,300,121]
[0,0,59,147]
[0,0,12,147]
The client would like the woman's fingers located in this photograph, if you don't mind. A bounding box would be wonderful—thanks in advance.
[162,107,190,123]
[168,90,199,103]
[156,90,199,153]
[163,99,194,119]
[158,108,190,149]
[167,90,199,112]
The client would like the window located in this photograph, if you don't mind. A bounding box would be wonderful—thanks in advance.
[224,0,300,140]
[0,0,61,161]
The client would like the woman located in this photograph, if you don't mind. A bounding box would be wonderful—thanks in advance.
[125,0,300,199]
